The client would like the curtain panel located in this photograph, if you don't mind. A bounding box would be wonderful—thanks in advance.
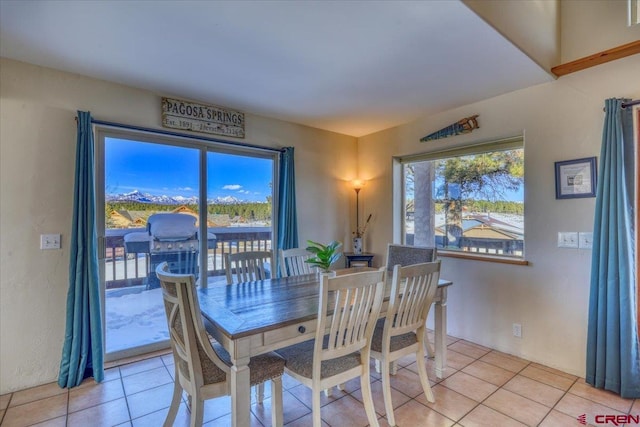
[58,111,104,388]
[276,147,298,276]
[586,98,639,398]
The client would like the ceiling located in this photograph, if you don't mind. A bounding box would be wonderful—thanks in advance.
[0,1,552,137]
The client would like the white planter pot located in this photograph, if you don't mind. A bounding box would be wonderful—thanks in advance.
[353,237,363,254]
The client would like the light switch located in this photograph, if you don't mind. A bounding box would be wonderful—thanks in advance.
[40,234,61,250]
[579,232,593,249]
[558,232,578,248]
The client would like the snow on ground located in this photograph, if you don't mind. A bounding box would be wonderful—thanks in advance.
[105,287,168,353]
[105,275,229,354]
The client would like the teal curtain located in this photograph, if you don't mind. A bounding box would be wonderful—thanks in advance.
[276,147,298,276]
[586,98,639,398]
[58,111,104,388]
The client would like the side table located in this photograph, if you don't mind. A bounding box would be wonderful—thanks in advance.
[343,252,375,268]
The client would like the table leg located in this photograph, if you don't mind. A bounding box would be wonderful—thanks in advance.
[434,287,448,379]
[230,354,251,427]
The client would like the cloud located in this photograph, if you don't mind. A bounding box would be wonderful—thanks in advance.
[177,186,194,191]
[223,184,242,190]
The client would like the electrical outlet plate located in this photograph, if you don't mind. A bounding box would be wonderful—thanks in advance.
[40,233,61,250]
[558,232,578,248]
[513,323,522,338]
[579,232,593,249]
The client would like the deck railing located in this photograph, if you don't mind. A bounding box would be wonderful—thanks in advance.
[105,227,272,289]
[405,233,524,257]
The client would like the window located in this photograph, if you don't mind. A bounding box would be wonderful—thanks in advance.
[630,0,639,25]
[96,127,277,359]
[395,137,525,261]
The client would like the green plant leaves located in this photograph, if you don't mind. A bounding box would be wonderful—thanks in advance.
[304,240,342,272]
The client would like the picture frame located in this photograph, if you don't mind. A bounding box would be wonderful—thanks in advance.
[555,157,597,199]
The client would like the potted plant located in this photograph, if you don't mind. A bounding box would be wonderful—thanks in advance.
[304,240,342,274]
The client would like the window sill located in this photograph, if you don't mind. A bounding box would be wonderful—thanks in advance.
[439,250,529,266]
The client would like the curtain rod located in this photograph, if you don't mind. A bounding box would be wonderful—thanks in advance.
[622,99,640,108]
[601,99,639,112]
[75,116,285,153]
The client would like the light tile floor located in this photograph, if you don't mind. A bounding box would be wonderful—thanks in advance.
[1,335,637,426]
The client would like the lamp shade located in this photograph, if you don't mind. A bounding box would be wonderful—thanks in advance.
[352,180,365,191]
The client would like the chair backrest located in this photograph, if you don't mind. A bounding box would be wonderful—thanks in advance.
[224,250,272,284]
[386,261,441,338]
[279,247,314,277]
[314,269,385,369]
[156,262,229,392]
[385,244,437,272]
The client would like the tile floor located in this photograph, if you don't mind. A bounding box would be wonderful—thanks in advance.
[1,335,637,427]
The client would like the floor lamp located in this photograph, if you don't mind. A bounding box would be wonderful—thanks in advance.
[352,180,364,254]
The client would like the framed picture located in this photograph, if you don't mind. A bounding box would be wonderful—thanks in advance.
[555,157,597,199]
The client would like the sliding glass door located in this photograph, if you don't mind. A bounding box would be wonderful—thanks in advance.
[96,129,276,361]
[205,151,275,284]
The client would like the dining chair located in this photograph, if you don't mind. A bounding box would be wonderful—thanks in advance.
[385,243,437,271]
[276,268,385,427]
[384,243,438,361]
[223,249,273,403]
[224,250,272,285]
[370,261,441,427]
[156,262,284,427]
[279,247,313,277]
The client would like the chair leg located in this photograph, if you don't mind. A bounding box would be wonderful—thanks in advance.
[323,387,332,397]
[270,376,283,427]
[312,389,323,427]
[424,328,435,358]
[416,346,435,403]
[163,379,182,427]
[380,358,396,427]
[256,382,265,404]
[375,358,397,376]
[189,397,204,427]
[360,364,380,427]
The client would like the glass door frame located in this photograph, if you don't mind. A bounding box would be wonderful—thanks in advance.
[95,125,279,362]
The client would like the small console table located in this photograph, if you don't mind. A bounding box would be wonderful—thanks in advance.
[343,252,375,268]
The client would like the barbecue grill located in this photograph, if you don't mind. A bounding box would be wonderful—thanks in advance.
[123,213,216,289]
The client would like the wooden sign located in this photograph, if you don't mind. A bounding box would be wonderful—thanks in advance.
[161,97,245,138]
[420,115,479,142]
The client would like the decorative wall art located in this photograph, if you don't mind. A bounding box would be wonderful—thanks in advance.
[420,115,479,142]
[554,157,597,199]
[161,97,245,138]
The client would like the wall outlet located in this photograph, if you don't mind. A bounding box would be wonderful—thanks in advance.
[40,233,61,250]
[558,232,578,248]
[513,323,522,338]
[579,232,593,249]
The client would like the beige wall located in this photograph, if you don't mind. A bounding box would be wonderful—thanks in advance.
[464,0,640,69]
[561,0,640,63]
[463,0,560,72]
[1,0,638,392]
[358,54,640,376]
[0,58,357,393]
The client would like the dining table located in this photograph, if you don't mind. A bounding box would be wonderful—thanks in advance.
[198,272,453,427]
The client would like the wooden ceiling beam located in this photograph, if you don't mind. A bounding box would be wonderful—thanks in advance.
[551,40,640,77]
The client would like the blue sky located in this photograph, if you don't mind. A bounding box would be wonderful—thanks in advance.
[105,138,273,202]
[405,168,524,203]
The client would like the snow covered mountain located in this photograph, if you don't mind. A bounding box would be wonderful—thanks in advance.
[107,190,252,205]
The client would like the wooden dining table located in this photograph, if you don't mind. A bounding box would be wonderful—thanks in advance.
[198,272,453,427]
